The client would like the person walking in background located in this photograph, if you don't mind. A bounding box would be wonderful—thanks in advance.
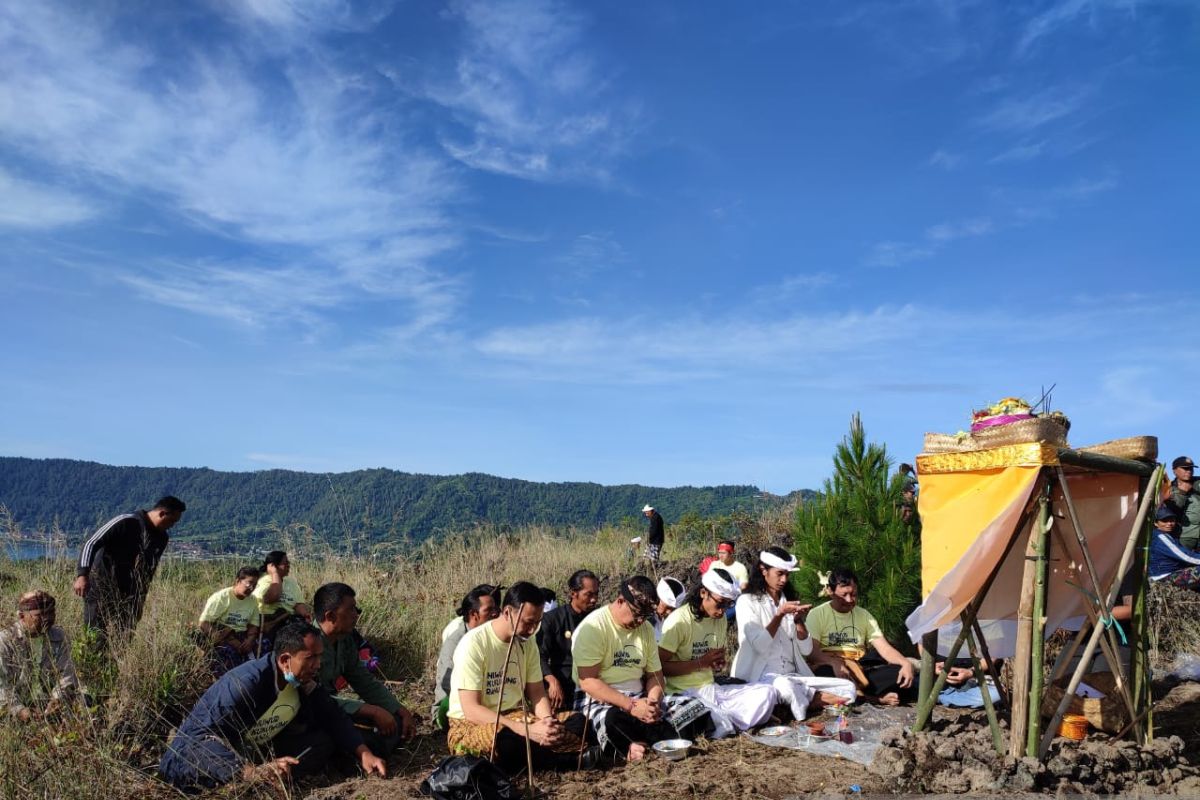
[73,495,186,645]
[0,591,84,721]
[642,504,665,565]
[197,566,263,673]
[538,569,599,712]
[253,551,311,635]
[312,583,415,756]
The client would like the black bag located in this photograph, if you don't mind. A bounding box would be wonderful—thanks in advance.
[419,756,519,800]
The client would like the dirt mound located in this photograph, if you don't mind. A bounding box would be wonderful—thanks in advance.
[871,714,1198,795]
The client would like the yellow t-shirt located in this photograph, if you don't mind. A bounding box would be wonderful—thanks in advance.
[805,602,884,658]
[447,622,542,720]
[199,587,261,632]
[723,560,750,588]
[253,575,304,617]
[658,606,726,693]
[244,683,300,746]
[571,605,661,690]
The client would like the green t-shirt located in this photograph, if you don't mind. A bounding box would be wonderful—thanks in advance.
[571,605,661,690]
[658,606,725,693]
[806,602,884,658]
[448,622,541,720]
[244,683,300,747]
[253,575,303,617]
[199,587,261,632]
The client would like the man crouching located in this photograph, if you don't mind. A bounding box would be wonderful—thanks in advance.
[159,620,386,792]
[0,591,84,721]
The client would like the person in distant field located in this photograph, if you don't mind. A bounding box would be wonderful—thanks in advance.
[1149,503,1200,591]
[1169,457,1200,551]
[573,576,712,762]
[447,582,589,774]
[74,495,186,644]
[538,569,599,712]
[653,577,686,641]
[898,464,919,523]
[434,584,501,728]
[731,548,857,721]
[0,591,83,721]
[198,566,264,672]
[642,505,665,565]
[706,541,749,589]
[806,568,916,706]
[253,551,311,636]
[659,568,776,734]
[312,583,415,756]
[158,620,387,792]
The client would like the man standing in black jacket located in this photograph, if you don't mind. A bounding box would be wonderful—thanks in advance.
[642,504,665,565]
[537,569,599,711]
[73,495,186,643]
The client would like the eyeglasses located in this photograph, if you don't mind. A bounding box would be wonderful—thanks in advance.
[713,598,735,611]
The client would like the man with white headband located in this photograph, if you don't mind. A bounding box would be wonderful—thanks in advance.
[653,577,686,641]
[658,568,777,734]
[730,547,857,720]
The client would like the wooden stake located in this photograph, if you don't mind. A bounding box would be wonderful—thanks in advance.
[971,617,1008,710]
[918,631,939,712]
[1128,475,1154,744]
[489,605,523,763]
[1009,475,1048,757]
[1025,485,1052,757]
[964,625,1004,754]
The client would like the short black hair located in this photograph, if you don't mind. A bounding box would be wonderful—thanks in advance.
[457,584,500,618]
[273,619,320,657]
[828,568,859,590]
[313,582,356,621]
[502,581,546,609]
[261,550,288,572]
[236,566,261,582]
[718,540,736,550]
[541,587,557,604]
[620,575,657,617]
[898,463,914,475]
[567,569,598,592]
[153,496,186,514]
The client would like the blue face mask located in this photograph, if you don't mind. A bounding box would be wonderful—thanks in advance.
[283,669,302,687]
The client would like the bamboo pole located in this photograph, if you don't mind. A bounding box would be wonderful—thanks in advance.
[971,618,1009,709]
[1128,471,1155,743]
[912,480,1044,734]
[1038,464,1162,758]
[520,691,535,800]
[965,625,1004,754]
[489,608,523,762]
[1053,467,1136,718]
[1009,478,1047,757]
[918,631,938,713]
[1024,485,1052,756]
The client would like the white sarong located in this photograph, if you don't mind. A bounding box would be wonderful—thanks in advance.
[761,672,857,721]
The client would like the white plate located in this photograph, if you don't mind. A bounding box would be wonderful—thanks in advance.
[758,725,792,737]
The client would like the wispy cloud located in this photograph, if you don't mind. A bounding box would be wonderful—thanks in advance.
[866,217,993,267]
[553,232,627,280]
[0,167,98,229]
[414,0,638,182]
[927,149,964,170]
[976,84,1093,134]
[0,2,461,332]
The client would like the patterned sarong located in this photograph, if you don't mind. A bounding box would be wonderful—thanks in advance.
[447,710,581,757]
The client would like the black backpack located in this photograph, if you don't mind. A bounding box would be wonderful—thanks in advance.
[419,756,519,800]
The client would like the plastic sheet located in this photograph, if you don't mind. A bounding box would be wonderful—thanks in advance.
[746,705,914,766]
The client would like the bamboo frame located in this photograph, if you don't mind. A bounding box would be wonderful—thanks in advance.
[964,624,1004,754]
[1037,464,1162,758]
[917,631,938,711]
[489,606,523,762]
[1025,486,1052,756]
[1128,472,1154,743]
[1010,484,1050,757]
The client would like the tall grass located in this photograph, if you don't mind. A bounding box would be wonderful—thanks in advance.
[0,516,729,799]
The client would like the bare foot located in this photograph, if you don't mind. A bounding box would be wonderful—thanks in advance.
[627,742,648,762]
[877,692,900,706]
[816,691,848,707]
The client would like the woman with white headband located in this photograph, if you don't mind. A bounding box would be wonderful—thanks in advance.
[658,568,777,735]
[730,547,857,720]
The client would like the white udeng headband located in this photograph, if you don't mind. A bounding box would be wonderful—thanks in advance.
[656,578,687,609]
[701,568,740,600]
[760,550,799,572]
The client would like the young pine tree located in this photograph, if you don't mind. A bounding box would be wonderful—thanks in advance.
[792,413,921,644]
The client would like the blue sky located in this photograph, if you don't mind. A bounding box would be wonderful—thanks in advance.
[1,0,1197,494]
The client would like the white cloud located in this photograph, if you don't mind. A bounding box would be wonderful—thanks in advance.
[990,140,1047,163]
[976,85,1092,134]
[1014,0,1094,58]
[0,2,461,331]
[925,217,993,243]
[927,149,964,170]
[0,167,97,229]
[865,241,937,268]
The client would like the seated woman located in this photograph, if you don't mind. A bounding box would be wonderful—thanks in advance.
[659,568,776,735]
[574,576,712,761]
[447,582,588,775]
[731,548,857,720]
[252,551,311,636]
[197,566,263,671]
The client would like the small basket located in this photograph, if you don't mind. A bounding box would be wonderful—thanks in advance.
[970,417,1069,449]
[1059,714,1088,741]
[1078,436,1158,463]
[923,431,978,454]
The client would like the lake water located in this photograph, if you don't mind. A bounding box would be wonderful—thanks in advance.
[2,541,66,561]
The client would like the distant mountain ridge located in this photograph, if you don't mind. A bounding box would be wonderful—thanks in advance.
[0,457,810,551]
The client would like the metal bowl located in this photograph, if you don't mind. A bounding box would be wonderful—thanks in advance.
[758,725,792,737]
[652,738,692,761]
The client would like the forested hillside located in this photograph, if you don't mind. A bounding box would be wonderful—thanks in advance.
[0,457,805,551]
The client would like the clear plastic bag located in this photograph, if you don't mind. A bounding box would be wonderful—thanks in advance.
[1169,652,1200,681]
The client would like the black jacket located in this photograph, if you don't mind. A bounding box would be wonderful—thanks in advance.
[647,511,665,546]
[536,604,591,692]
[76,511,168,595]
